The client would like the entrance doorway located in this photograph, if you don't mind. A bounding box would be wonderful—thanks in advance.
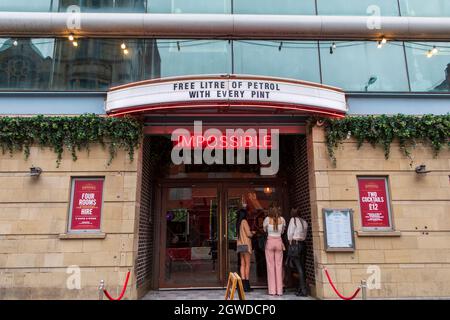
[158,182,283,288]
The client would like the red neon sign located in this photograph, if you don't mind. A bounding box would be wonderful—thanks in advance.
[175,134,272,149]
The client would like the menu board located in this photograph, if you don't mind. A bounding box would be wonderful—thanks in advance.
[323,209,355,252]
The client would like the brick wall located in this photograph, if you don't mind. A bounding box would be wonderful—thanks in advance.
[309,126,450,299]
[285,135,315,285]
[135,136,155,291]
[0,144,138,299]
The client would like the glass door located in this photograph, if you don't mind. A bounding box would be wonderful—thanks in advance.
[159,186,221,287]
[225,185,281,286]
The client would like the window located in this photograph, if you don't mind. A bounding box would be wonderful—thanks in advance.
[317,0,400,16]
[57,0,146,12]
[357,177,394,231]
[149,0,231,14]
[320,41,409,91]
[233,40,320,83]
[0,38,54,90]
[233,0,316,15]
[50,38,148,90]
[0,0,55,11]
[155,40,232,78]
[399,0,450,17]
[404,42,450,92]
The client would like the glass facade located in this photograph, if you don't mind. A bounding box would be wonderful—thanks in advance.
[320,41,409,92]
[1,0,450,16]
[233,0,316,15]
[317,0,399,16]
[399,0,450,17]
[405,42,450,92]
[0,38,449,93]
[233,41,320,83]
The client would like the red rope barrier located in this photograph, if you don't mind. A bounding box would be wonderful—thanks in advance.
[103,271,131,301]
[323,268,360,300]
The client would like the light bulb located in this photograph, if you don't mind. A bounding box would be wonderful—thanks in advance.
[13,40,18,46]
[377,41,383,49]
[431,46,438,55]
[72,41,78,47]
[381,37,387,44]
[332,42,337,49]
[123,49,129,55]
[426,50,433,58]
[68,34,74,41]
[121,43,126,50]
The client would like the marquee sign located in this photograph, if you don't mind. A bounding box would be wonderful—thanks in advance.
[106,75,347,117]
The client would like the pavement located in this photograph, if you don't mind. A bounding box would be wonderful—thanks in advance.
[141,288,315,300]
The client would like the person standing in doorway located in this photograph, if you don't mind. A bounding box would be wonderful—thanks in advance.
[287,207,308,296]
[264,207,286,296]
[236,208,256,292]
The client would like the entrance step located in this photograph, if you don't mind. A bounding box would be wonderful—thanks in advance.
[141,289,315,300]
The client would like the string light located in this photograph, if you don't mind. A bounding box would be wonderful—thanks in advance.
[381,37,387,44]
[431,46,438,55]
[377,41,383,49]
[121,42,127,50]
[72,41,78,47]
[330,42,336,54]
[426,49,433,58]
[68,34,74,41]
[12,40,18,46]
[123,48,129,55]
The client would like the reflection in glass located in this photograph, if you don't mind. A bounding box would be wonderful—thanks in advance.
[405,42,450,92]
[0,38,53,90]
[155,40,231,78]
[149,0,230,13]
[0,0,146,12]
[233,0,315,15]
[320,41,409,91]
[51,38,153,90]
[0,0,55,11]
[399,0,450,17]
[163,187,220,286]
[56,0,147,13]
[317,0,399,16]
[233,40,320,83]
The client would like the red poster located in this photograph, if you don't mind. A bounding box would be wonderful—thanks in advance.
[358,178,391,228]
[70,179,104,231]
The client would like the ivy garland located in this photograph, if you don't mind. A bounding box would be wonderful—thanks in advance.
[312,114,450,166]
[0,114,143,167]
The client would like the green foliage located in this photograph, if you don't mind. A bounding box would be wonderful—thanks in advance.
[0,114,143,167]
[311,114,450,166]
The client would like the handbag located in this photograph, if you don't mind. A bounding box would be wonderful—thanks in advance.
[257,233,267,250]
[236,244,249,253]
[287,242,301,257]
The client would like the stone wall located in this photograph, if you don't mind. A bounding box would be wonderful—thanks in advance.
[0,144,140,299]
[308,126,450,299]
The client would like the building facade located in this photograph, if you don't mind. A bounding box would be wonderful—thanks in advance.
[0,0,449,300]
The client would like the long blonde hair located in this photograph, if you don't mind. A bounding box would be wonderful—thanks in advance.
[268,207,282,231]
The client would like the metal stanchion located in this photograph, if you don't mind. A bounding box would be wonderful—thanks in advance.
[360,280,367,300]
[98,280,105,300]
